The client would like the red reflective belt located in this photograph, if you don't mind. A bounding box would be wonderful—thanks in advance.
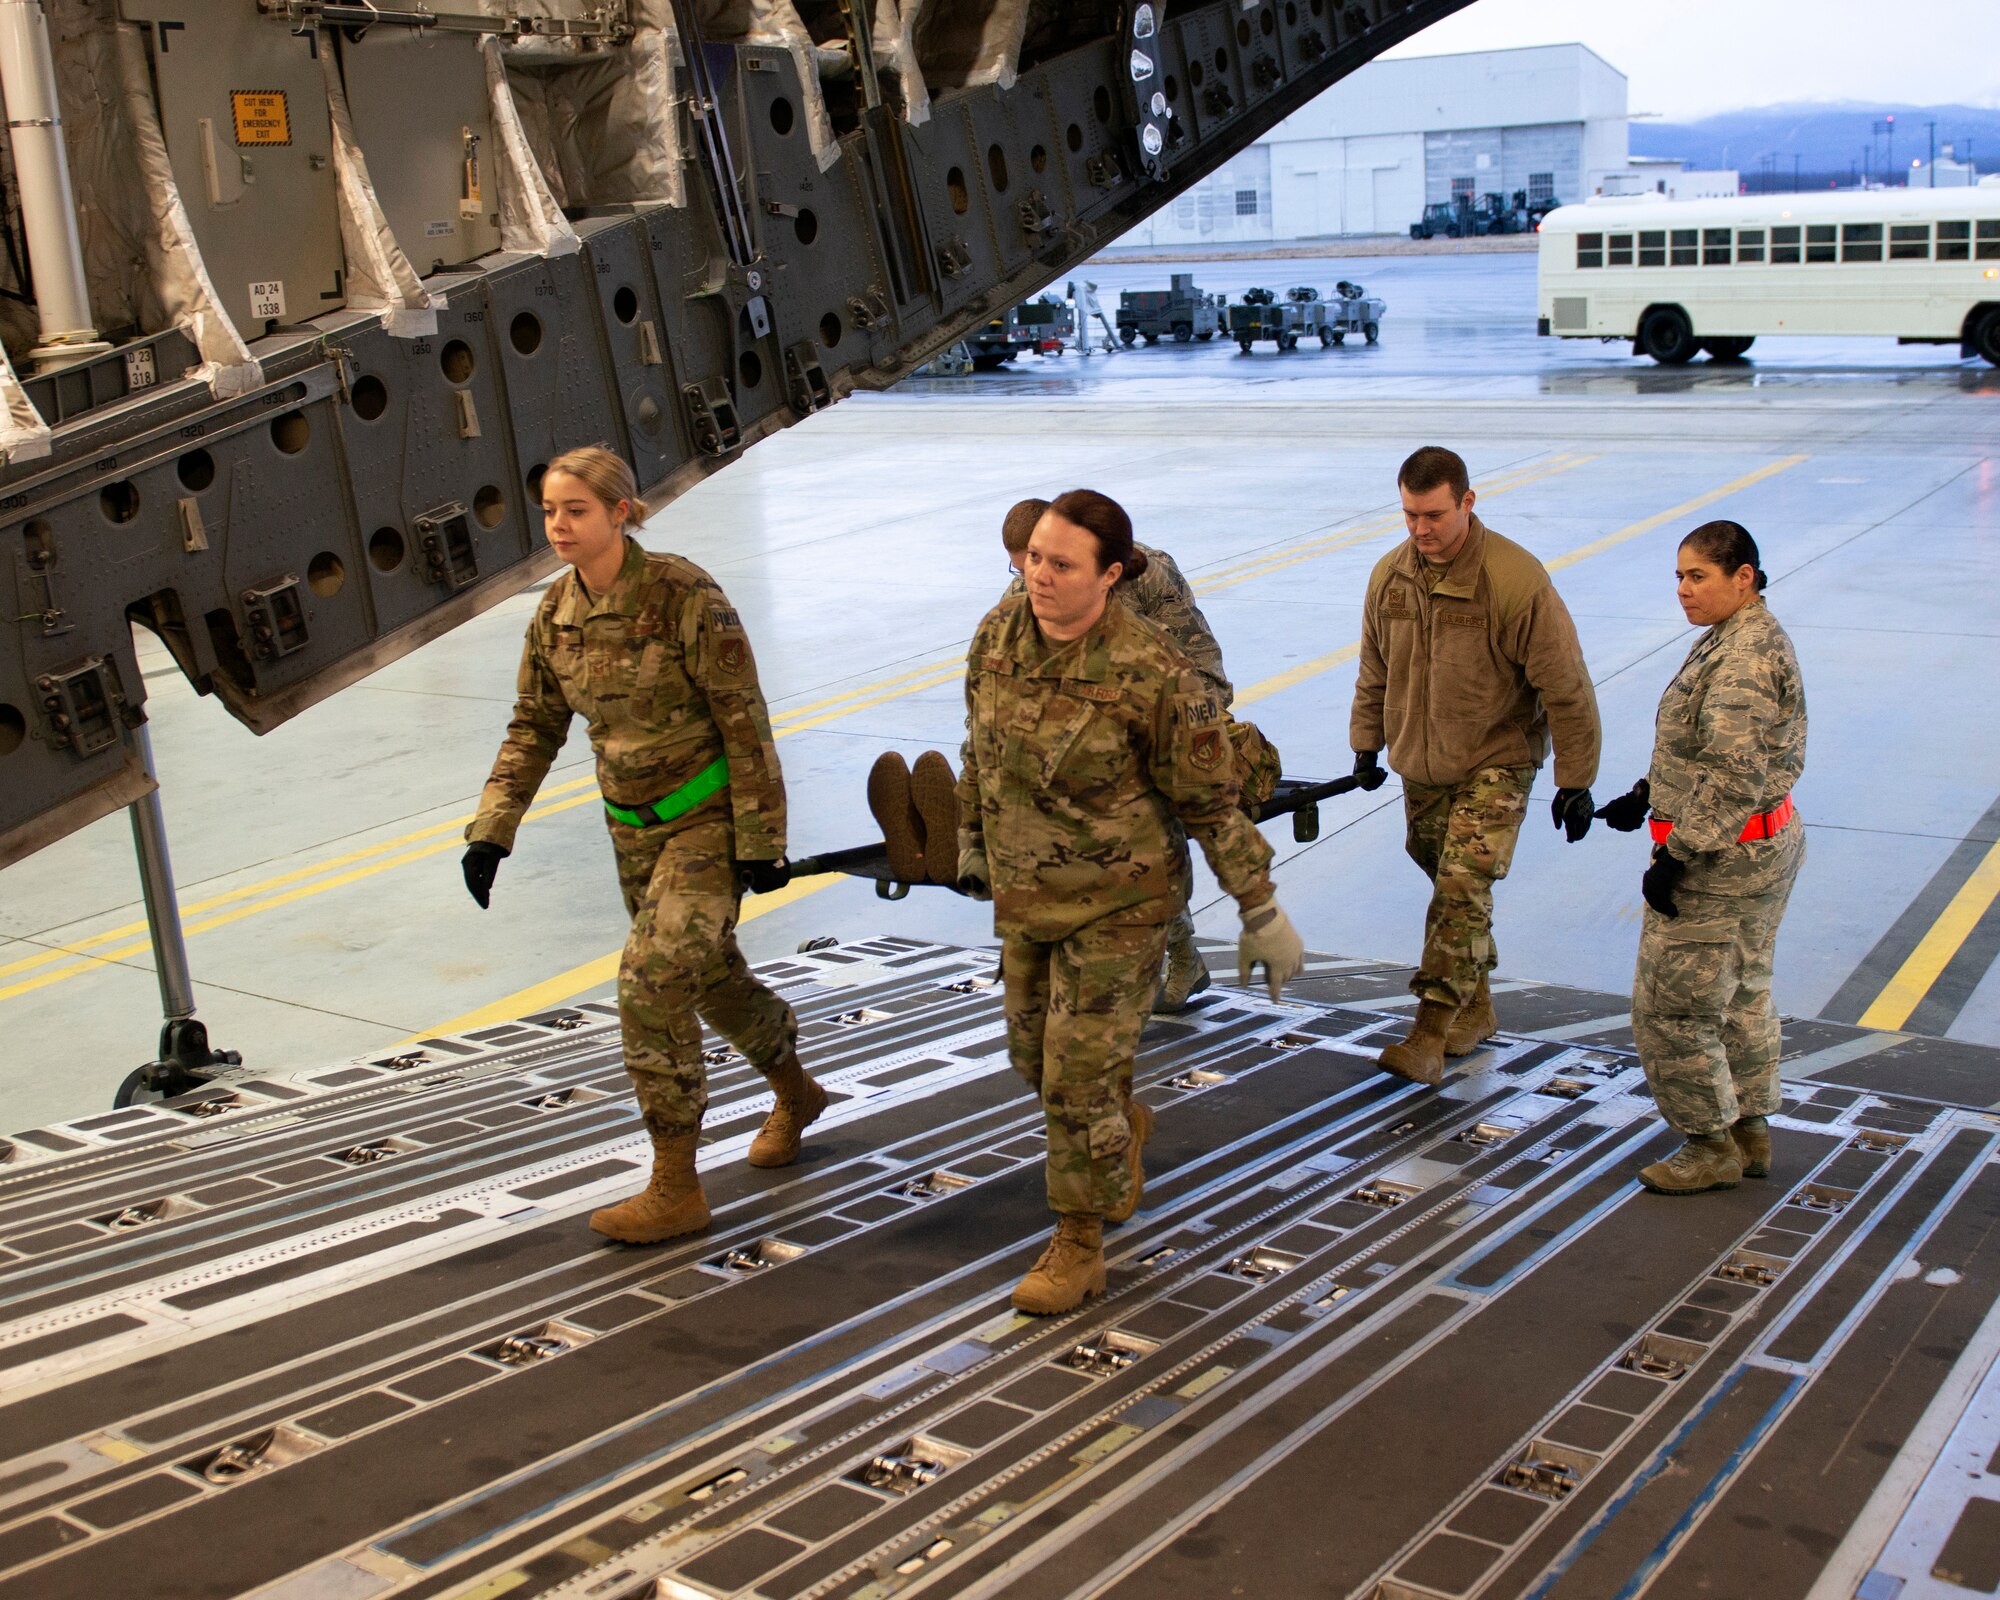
[1649,794,1795,846]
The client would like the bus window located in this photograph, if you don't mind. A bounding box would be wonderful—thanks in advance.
[1608,233,1633,266]
[1938,221,1971,260]
[1806,225,1837,263]
[1737,229,1766,263]
[1771,226,1801,263]
[1889,224,1930,259]
[1576,232,1603,268]
[1978,221,2000,259]
[1639,230,1665,267]
[1842,223,1883,262]
[1703,227,1731,265]
[1670,228,1697,266]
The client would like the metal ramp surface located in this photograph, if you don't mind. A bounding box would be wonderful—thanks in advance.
[1,940,1997,1600]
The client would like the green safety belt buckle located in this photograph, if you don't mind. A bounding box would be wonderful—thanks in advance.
[605,757,730,827]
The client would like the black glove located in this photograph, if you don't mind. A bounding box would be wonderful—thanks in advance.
[461,842,507,909]
[1641,844,1686,918]
[735,859,790,896]
[1595,778,1650,833]
[1552,787,1596,843]
[1353,749,1387,791]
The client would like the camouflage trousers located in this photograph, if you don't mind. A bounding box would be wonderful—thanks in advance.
[1002,913,1171,1218]
[611,817,797,1137]
[1401,765,1533,1008]
[1632,832,1803,1136]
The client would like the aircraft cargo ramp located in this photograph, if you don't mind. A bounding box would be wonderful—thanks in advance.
[2,938,1997,1600]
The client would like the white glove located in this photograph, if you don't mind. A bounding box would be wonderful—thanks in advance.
[1237,898,1305,1001]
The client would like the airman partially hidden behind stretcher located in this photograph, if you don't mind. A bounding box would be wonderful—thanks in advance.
[958,490,1306,1317]
[997,498,1240,1014]
[461,447,827,1248]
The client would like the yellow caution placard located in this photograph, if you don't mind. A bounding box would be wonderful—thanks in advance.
[230,90,291,147]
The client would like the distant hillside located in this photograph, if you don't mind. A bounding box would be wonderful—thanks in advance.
[1633,102,2000,181]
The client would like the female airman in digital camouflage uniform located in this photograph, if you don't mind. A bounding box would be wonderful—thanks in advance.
[1596,520,1806,1195]
[461,446,826,1244]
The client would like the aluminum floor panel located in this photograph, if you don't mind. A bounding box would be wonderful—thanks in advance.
[1,941,1996,1600]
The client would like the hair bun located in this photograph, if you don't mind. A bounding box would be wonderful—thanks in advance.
[1754,567,1769,592]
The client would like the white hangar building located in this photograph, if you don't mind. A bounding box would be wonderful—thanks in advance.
[1120,43,1634,245]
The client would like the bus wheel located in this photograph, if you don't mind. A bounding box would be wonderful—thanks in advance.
[1976,312,2000,367]
[1638,307,1698,365]
[1702,336,1754,360]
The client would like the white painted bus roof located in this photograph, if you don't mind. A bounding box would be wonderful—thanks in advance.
[1540,181,2000,235]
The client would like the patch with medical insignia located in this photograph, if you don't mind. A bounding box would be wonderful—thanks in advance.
[1190,728,1225,771]
[718,638,748,674]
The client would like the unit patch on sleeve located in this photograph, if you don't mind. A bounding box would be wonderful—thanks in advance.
[1190,728,1226,771]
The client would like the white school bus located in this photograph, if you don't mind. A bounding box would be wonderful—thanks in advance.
[1536,179,2000,365]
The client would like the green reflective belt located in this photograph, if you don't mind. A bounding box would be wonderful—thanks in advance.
[603,757,731,828]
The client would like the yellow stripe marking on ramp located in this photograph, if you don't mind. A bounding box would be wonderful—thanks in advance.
[1857,836,2000,1032]
[401,873,835,1043]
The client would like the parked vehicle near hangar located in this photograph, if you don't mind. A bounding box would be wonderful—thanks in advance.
[1231,285,1386,351]
[1536,180,2000,365]
[1231,286,1324,351]
[1412,190,1557,239]
[967,296,1077,369]
[1117,274,1229,343]
[1325,281,1387,345]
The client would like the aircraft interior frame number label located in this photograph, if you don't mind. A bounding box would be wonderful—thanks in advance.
[230,90,291,147]
[123,347,157,390]
[248,281,288,320]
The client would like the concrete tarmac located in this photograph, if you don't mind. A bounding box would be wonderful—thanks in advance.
[3,250,1995,1133]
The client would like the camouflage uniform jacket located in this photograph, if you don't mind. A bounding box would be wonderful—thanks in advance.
[1351,515,1600,790]
[957,594,1273,942]
[1648,600,1806,893]
[467,537,785,858]
[1005,542,1231,702]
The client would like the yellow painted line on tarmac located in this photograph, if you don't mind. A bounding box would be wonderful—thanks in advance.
[1857,835,2000,1031]
[1234,641,1363,710]
[1231,455,1810,711]
[402,872,836,1043]
[1544,455,1807,573]
[1192,453,1593,597]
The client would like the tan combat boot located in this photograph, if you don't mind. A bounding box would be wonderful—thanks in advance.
[867,751,927,883]
[1104,1099,1154,1225]
[1444,974,1498,1057]
[1379,999,1454,1086]
[1153,916,1212,1015]
[748,1052,828,1168]
[1638,1131,1743,1196]
[1731,1115,1771,1179]
[909,751,962,886]
[1011,1214,1107,1314]
[591,1128,711,1242]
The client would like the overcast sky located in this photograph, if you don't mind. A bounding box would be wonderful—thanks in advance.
[1382,0,2000,120]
